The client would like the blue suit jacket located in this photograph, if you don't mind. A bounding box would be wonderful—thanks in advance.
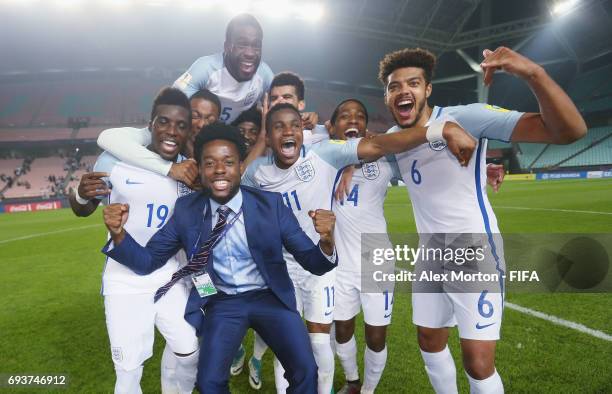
[103,185,336,335]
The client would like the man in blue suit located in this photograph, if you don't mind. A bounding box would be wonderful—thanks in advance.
[102,123,337,393]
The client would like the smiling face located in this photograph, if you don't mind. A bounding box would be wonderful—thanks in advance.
[266,108,303,169]
[224,25,262,82]
[191,98,220,137]
[269,85,305,111]
[149,104,190,161]
[384,67,432,128]
[237,121,259,153]
[330,100,368,140]
[199,139,241,204]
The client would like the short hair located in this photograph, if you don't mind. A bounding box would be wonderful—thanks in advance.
[194,122,247,163]
[150,87,190,121]
[225,13,263,42]
[191,89,222,116]
[231,106,262,129]
[265,103,301,134]
[330,98,369,125]
[270,72,305,101]
[378,48,437,86]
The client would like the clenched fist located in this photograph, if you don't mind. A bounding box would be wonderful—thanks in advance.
[309,209,335,255]
[103,203,129,243]
[442,122,477,167]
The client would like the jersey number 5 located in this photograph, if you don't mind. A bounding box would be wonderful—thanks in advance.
[220,107,232,122]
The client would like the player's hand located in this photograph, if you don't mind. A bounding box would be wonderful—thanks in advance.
[302,112,319,130]
[309,209,336,254]
[168,159,198,189]
[443,122,477,167]
[486,163,505,193]
[480,46,543,86]
[78,172,110,199]
[335,166,355,201]
[103,203,129,243]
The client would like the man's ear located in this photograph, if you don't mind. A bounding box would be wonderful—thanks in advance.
[425,83,432,99]
[298,100,306,112]
[148,119,153,132]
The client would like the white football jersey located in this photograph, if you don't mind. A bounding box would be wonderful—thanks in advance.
[332,157,400,272]
[94,154,190,295]
[173,52,273,123]
[390,104,523,234]
[242,139,361,263]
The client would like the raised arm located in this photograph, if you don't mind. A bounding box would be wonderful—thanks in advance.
[358,120,477,166]
[480,47,587,144]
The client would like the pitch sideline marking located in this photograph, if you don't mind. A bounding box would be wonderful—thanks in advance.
[0,223,103,244]
[385,201,612,216]
[394,268,611,342]
[493,206,612,216]
[505,302,612,342]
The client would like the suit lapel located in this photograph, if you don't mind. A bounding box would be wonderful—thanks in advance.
[242,188,269,282]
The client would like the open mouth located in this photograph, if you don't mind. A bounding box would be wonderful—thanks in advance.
[280,138,297,157]
[160,138,178,154]
[240,60,256,75]
[344,127,359,139]
[211,179,230,191]
[395,97,415,118]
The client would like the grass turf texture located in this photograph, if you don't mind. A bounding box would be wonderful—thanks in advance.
[1,179,611,393]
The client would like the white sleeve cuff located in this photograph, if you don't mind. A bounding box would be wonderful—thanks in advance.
[75,191,90,205]
[320,245,337,264]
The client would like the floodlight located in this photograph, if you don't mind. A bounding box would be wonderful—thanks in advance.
[551,0,579,16]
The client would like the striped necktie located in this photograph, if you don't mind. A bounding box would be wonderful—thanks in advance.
[154,205,230,302]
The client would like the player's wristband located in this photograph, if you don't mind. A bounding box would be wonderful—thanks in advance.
[75,191,90,205]
[426,120,446,143]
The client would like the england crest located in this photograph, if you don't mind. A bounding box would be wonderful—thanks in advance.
[362,162,380,180]
[295,160,315,182]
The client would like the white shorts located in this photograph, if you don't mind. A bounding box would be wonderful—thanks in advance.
[288,262,336,324]
[412,291,503,340]
[334,269,394,326]
[104,283,198,371]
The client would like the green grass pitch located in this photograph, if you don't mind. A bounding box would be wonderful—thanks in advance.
[1,179,611,393]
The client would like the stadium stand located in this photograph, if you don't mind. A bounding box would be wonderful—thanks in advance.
[2,157,64,199]
[516,143,547,169]
[560,128,612,167]
[65,155,97,194]
[520,126,612,169]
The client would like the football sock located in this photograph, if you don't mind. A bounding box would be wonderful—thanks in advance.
[362,345,387,393]
[253,331,268,360]
[174,350,199,394]
[420,345,458,394]
[335,336,359,381]
[310,333,334,394]
[273,356,289,394]
[160,344,177,394]
[466,369,504,394]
